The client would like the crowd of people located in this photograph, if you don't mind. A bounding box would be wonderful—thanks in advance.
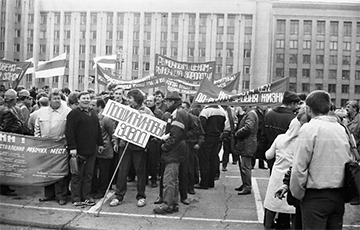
[0,83,359,228]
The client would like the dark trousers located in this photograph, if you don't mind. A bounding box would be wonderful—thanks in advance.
[110,150,120,185]
[187,143,196,192]
[44,177,68,200]
[194,149,200,185]
[301,188,345,230]
[238,156,252,191]
[251,158,265,168]
[91,158,111,196]
[115,149,146,200]
[158,163,165,198]
[146,139,160,183]
[222,136,231,168]
[71,154,96,202]
[198,136,220,188]
[179,145,189,200]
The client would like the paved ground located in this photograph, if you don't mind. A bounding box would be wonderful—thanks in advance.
[0,162,359,230]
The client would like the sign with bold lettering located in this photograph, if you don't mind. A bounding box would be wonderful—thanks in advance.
[214,72,241,92]
[102,100,167,148]
[0,59,31,88]
[0,132,68,187]
[154,54,215,82]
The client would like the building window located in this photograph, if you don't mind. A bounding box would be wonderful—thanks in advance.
[107,13,113,25]
[65,30,71,39]
[216,64,222,73]
[28,14,34,23]
[54,30,60,39]
[216,34,223,42]
[227,49,233,58]
[200,15,207,26]
[330,21,338,36]
[15,14,21,23]
[132,62,139,70]
[143,62,150,71]
[91,14,97,24]
[344,22,352,37]
[90,45,96,54]
[172,15,179,26]
[329,55,337,65]
[1,12,5,21]
[188,15,196,26]
[199,48,206,57]
[53,45,59,54]
[216,48,222,57]
[356,56,360,65]
[106,31,113,40]
[226,65,233,74]
[276,68,284,78]
[39,44,46,53]
[316,55,324,64]
[199,33,206,42]
[356,71,360,80]
[329,70,337,79]
[78,75,84,84]
[277,20,285,34]
[290,20,299,35]
[316,69,323,79]
[343,42,351,51]
[117,31,123,40]
[276,39,285,48]
[160,32,167,41]
[217,17,224,27]
[330,41,338,50]
[80,31,86,39]
[342,70,350,80]
[144,31,151,41]
[290,40,298,49]
[161,14,168,26]
[144,46,150,56]
[276,54,284,63]
[289,83,297,92]
[27,44,33,52]
[316,41,324,50]
[342,84,350,94]
[52,76,59,83]
[15,29,20,37]
[79,60,85,69]
[63,75,69,83]
[90,31,96,39]
[144,15,151,26]
[0,27,4,36]
[304,20,312,35]
[160,47,167,56]
[171,32,178,41]
[343,56,351,65]
[65,13,71,24]
[134,14,140,25]
[133,31,139,40]
[289,68,297,78]
[227,33,234,42]
[303,55,310,64]
[357,43,360,51]
[302,83,310,92]
[355,85,360,94]
[39,30,46,39]
[188,32,195,42]
[244,34,252,43]
[105,45,112,55]
[80,13,86,24]
[28,29,33,38]
[133,46,138,55]
[54,13,60,24]
[188,48,194,57]
[244,49,251,58]
[171,47,178,56]
[302,69,310,78]
[64,45,70,53]
[244,65,250,74]
[243,80,250,90]
[0,42,4,51]
[303,40,311,49]
[25,74,32,82]
[317,21,325,35]
[315,84,323,90]
[79,45,85,53]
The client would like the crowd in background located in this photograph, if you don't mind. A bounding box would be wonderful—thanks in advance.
[0,83,359,228]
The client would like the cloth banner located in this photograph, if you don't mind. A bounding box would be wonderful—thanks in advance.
[154,54,215,82]
[93,55,117,69]
[0,132,68,187]
[35,53,66,78]
[214,72,241,92]
[193,77,289,106]
[0,59,31,88]
[102,100,167,148]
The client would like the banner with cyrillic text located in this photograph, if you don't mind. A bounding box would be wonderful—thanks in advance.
[0,59,31,88]
[154,54,215,82]
[102,100,167,148]
[0,132,68,187]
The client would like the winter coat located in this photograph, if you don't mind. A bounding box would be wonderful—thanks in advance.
[234,109,258,157]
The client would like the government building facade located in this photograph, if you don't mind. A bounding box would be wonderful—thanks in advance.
[1,0,359,107]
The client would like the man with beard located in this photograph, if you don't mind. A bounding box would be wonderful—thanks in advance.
[35,89,71,205]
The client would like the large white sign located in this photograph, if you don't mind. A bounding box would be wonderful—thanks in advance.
[103,100,167,148]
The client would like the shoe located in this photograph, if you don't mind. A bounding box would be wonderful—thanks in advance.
[137,198,146,207]
[235,185,243,191]
[172,206,179,213]
[72,201,84,207]
[39,196,55,202]
[232,161,237,165]
[58,199,67,205]
[110,198,122,207]
[153,206,173,215]
[83,199,96,206]
[222,167,227,172]
[188,189,195,195]
[181,199,190,205]
[154,196,163,204]
[194,184,208,190]
[238,189,251,195]
[151,182,158,188]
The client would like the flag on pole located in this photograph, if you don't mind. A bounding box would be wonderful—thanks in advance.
[93,55,116,69]
[25,58,45,74]
[35,53,66,78]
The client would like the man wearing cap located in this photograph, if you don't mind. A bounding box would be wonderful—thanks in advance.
[0,89,23,196]
[16,89,32,133]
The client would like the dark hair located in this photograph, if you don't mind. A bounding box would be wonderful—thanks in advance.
[67,92,79,105]
[298,93,307,101]
[182,101,191,109]
[305,90,330,115]
[154,90,164,98]
[329,103,336,111]
[128,89,144,105]
[62,87,71,95]
[96,98,106,109]
[36,92,48,100]
[49,88,61,100]
[42,85,50,90]
[77,91,90,99]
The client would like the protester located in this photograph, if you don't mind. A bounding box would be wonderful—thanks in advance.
[154,90,167,114]
[65,91,104,206]
[110,89,153,208]
[67,92,79,109]
[252,106,268,170]
[35,89,71,205]
[27,95,49,134]
[153,91,190,214]
[16,89,32,133]
[221,105,238,172]
[290,90,353,229]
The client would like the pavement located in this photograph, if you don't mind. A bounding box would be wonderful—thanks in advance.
[0,163,359,230]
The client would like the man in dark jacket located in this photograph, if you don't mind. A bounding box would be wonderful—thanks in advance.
[234,107,258,195]
[65,91,104,206]
[153,91,189,214]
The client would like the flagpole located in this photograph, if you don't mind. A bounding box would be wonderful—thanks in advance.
[95,65,99,94]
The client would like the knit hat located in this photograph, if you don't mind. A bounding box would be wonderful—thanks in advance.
[282,91,301,105]
[164,91,181,100]
[4,89,17,101]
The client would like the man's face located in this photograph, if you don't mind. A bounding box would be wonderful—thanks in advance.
[345,104,356,116]
[78,94,91,110]
[114,89,123,103]
[50,95,61,110]
[146,96,156,108]
[89,99,97,110]
[182,102,189,112]
[155,94,164,104]
[164,99,173,108]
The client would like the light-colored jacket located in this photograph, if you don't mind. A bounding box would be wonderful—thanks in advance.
[34,104,71,139]
[290,116,353,201]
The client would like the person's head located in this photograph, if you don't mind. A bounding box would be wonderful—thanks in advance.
[38,97,49,107]
[18,89,32,107]
[77,91,91,110]
[282,91,301,112]
[3,89,17,106]
[296,105,309,126]
[145,95,156,108]
[164,91,182,108]
[154,90,165,104]
[128,89,144,107]
[182,101,191,112]
[61,87,71,96]
[345,100,359,118]
[67,92,79,109]
[87,88,95,99]
[95,98,106,113]
[89,98,97,110]
[305,90,331,117]
[113,86,124,103]
[42,85,50,94]
[49,88,62,110]
[0,84,6,97]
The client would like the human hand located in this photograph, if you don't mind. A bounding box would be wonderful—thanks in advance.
[98,146,104,154]
[274,184,288,200]
[69,149,77,157]
[193,144,200,150]
[114,145,119,153]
